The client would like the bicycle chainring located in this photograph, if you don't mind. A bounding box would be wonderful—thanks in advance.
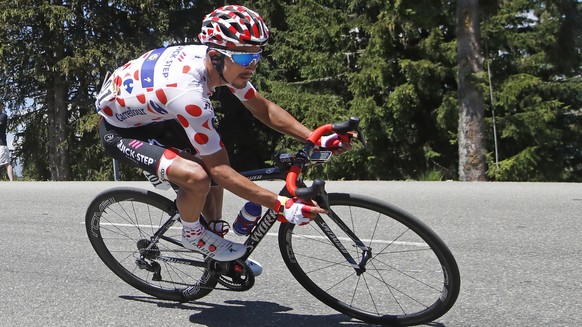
[207,259,255,291]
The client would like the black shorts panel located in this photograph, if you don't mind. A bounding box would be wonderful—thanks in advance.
[99,118,196,175]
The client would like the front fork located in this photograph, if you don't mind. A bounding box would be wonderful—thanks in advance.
[310,184,373,275]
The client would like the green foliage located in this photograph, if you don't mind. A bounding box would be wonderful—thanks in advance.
[487,146,541,181]
[0,0,210,180]
[417,168,446,182]
[347,1,459,180]
[483,0,582,181]
[0,0,580,181]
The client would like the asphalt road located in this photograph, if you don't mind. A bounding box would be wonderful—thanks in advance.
[0,181,580,326]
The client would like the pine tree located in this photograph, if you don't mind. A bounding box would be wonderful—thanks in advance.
[482,0,582,181]
[0,0,206,180]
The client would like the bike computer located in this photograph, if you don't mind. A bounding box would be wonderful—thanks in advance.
[309,151,332,162]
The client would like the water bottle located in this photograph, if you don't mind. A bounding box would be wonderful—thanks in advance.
[233,202,262,236]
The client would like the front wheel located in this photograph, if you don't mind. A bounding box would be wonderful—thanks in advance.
[85,187,217,302]
[278,193,460,326]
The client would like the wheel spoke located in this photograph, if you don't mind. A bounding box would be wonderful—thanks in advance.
[279,193,460,326]
[86,188,217,302]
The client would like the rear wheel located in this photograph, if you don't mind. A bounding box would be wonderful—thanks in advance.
[278,193,460,326]
[85,187,217,302]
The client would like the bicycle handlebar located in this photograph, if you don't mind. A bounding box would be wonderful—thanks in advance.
[285,116,364,199]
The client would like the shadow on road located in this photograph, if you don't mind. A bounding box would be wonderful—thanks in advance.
[120,295,369,326]
[120,295,447,327]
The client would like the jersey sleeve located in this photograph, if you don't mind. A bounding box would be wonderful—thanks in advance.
[227,82,257,102]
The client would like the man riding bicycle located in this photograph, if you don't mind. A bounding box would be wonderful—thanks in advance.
[96,5,351,272]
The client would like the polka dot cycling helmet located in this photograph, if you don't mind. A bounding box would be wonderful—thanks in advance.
[198,5,270,48]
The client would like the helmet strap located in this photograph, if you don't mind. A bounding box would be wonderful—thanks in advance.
[210,52,230,85]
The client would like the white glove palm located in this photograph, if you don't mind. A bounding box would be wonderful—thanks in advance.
[275,196,314,225]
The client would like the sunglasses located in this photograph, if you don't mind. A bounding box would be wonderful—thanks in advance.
[215,49,262,67]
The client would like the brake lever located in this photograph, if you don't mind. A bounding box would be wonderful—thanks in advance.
[295,179,325,201]
[355,126,368,149]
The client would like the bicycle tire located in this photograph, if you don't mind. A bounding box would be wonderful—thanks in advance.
[85,187,217,302]
[278,193,460,326]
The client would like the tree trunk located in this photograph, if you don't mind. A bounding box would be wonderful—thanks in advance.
[46,0,71,181]
[54,75,71,181]
[457,0,487,181]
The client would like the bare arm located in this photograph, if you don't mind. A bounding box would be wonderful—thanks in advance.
[201,147,279,209]
[200,93,328,216]
[201,148,327,217]
[243,92,312,142]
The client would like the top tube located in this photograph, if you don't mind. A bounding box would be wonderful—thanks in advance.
[239,166,286,182]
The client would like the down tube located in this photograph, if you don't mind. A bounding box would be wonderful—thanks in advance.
[312,215,362,271]
[244,209,280,254]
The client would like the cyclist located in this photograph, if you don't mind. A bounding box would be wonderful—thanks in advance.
[96,5,351,272]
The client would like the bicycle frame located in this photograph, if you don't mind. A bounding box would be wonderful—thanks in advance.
[240,165,371,274]
[239,166,293,256]
[143,165,291,266]
[142,116,370,273]
[141,160,371,277]
[87,116,461,325]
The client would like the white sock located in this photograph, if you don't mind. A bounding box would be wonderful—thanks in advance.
[182,220,203,238]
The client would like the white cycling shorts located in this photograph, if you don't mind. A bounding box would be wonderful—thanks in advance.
[0,145,10,165]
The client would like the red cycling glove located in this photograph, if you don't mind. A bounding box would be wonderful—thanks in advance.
[275,196,315,225]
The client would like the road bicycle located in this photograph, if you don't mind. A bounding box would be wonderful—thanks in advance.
[85,117,460,326]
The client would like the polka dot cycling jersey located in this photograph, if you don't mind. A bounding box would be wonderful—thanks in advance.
[95,44,257,156]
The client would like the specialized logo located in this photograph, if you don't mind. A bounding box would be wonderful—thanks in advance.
[246,210,277,252]
[141,47,166,88]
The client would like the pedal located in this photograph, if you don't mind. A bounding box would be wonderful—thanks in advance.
[207,220,231,237]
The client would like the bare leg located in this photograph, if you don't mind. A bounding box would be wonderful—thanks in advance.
[169,156,245,261]
[202,186,224,222]
[6,164,13,181]
[167,156,211,223]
